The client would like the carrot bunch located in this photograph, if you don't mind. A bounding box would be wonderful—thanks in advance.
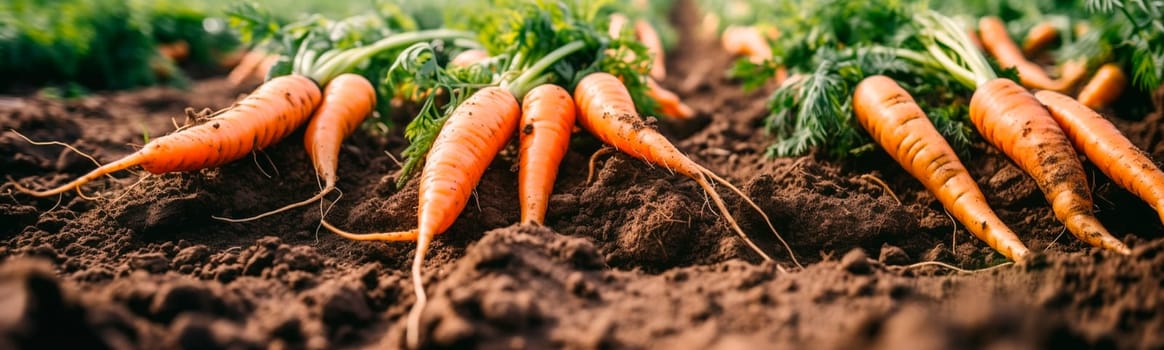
[740,0,1161,260]
[916,10,1137,255]
[317,1,787,347]
[11,7,477,224]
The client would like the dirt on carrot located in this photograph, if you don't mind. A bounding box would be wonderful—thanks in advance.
[0,2,1162,349]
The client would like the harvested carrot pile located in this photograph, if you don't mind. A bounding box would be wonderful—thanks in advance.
[1,0,1162,349]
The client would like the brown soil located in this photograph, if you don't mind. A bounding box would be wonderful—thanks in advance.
[2,3,1163,349]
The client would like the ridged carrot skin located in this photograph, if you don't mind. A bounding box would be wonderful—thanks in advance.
[518,84,576,225]
[979,17,1074,92]
[15,74,322,197]
[1076,63,1127,109]
[854,76,1030,260]
[970,78,1129,254]
[1035,90,1164,226]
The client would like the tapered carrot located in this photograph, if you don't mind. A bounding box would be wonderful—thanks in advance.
[1076,63,1127,109]
[634,19,666,80]
[574,72,800,266]
[321,86,520,348]
[646,78,695,119]
[214,73,375,222]
[12,74,322,197]
[854,75,1029,260]
[1022,21,1059,56]
[518,84,575,225]
[1035,90,1164,225]
[969,78,1129,254]
[978,17,1075,92]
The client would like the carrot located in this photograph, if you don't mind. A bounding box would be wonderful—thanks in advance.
[321,86,520,348]
[1076,63,1127,109]
[227,50,269,85]
[645,77,695,119]
[518,84,576,225]
[608,13,629,38]
[254,54,280,80]
[721,25,772,63]
[978,16,1075,92]
[449,49,489,68]
[721,25,787,85]
[158,41,190,62]
[854,75,1030,260]
[214,73,376,222]
[608,16,693,119]
[1022,21,1059,56]
[573,72,800,266]
[1035,90,1164,226]
[967,27,985,52]
[634,19,667,80]
[969,78,1130,254]
[12,74,323,198]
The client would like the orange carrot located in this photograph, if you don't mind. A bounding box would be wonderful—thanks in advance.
[634,19,666,80]
[645,78,695,119]
[1076,63,1127,109]
[1022,21,1059,56]
[967,27,985,52]
[12,75,323,197]
[254,54,280,80]
[227,50,269,85]
[978,16,1075,92]
[449,49,489,68]
[609,15,693,119]
[1035,90,1164,226]
[721,25,772,63]
[608,13,629,38]
[573,72,799,266]
[214,73,376,222]
[518,84,576,225]
[321,86,520,348]
[854,75,1030,260]
[721,25,787,85]
[969,78,1129,254]
[158,41,190,62]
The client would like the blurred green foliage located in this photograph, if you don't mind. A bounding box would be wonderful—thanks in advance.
[0,0,378,94]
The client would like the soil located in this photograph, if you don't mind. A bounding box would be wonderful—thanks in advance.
[2,2,1164,349]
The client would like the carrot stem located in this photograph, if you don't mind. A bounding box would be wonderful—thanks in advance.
[310,29,477,84]
[502,41,586,98]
